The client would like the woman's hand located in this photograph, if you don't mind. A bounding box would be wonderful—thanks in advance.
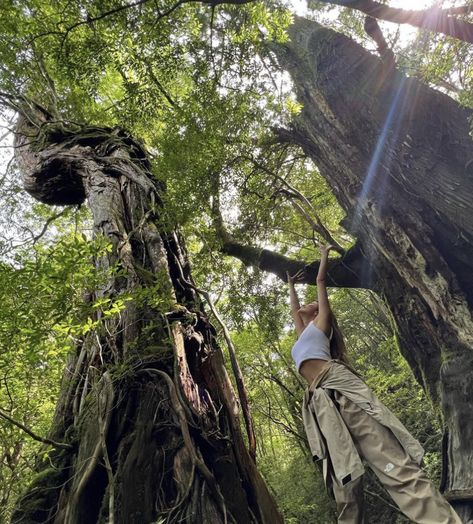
[319,244,335,257]
[286,269,305,286]
[316,244,334,284]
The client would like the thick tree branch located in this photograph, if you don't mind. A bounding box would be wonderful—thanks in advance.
[320,0,473,44]
[364,16,395,64]
[445,5,473,16]
[211,190,366,288]
[221,239,366,288]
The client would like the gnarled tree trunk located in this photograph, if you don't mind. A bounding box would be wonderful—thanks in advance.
[11,110,282,524]
[273,17,473,521]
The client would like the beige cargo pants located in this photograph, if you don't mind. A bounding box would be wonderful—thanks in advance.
[331,392,462,524]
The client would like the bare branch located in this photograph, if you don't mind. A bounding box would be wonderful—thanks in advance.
[241,154,345,252]
[143,61,178,108]
[28,208,69,244]
[0,408,72,450]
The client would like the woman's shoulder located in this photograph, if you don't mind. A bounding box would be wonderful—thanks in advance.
[297,321,318,338]
[311,320,332,340]
[294,322,330,343]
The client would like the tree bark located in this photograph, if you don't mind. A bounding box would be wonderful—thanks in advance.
[10,112,282,523]
[317,0,473,44]
[272,17,473,521]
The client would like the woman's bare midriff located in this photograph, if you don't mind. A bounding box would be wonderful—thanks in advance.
[299,359,331,384]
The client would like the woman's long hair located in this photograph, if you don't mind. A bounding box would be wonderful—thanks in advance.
[329,313,349,364]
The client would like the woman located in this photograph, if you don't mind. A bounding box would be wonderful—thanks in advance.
[287,244,461,524]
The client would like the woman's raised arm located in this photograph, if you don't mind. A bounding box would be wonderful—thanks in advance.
[287,270,305,336]
[314,245,334,336]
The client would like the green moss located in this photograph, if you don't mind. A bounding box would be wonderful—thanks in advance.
[29,466,62,486]
[11,464,68,523]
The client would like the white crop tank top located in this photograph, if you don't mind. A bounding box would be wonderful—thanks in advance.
[291,322,332,371]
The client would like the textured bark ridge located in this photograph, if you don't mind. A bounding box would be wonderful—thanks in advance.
[11,111,282,523]
[273,17,473,520]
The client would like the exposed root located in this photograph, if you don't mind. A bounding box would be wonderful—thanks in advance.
[98,371,115,524]
[165,448,196,521]
[73,344,97,423]
[64,371,114,522]
[63,341,88,422]
[139,368,228,522]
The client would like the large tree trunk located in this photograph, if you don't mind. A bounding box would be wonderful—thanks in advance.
[273,17,473,521]
[11,112,282,523]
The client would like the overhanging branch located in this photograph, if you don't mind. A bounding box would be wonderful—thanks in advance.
[211,185,367,288]
[319,0,473,44]
[221,239,367,288]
